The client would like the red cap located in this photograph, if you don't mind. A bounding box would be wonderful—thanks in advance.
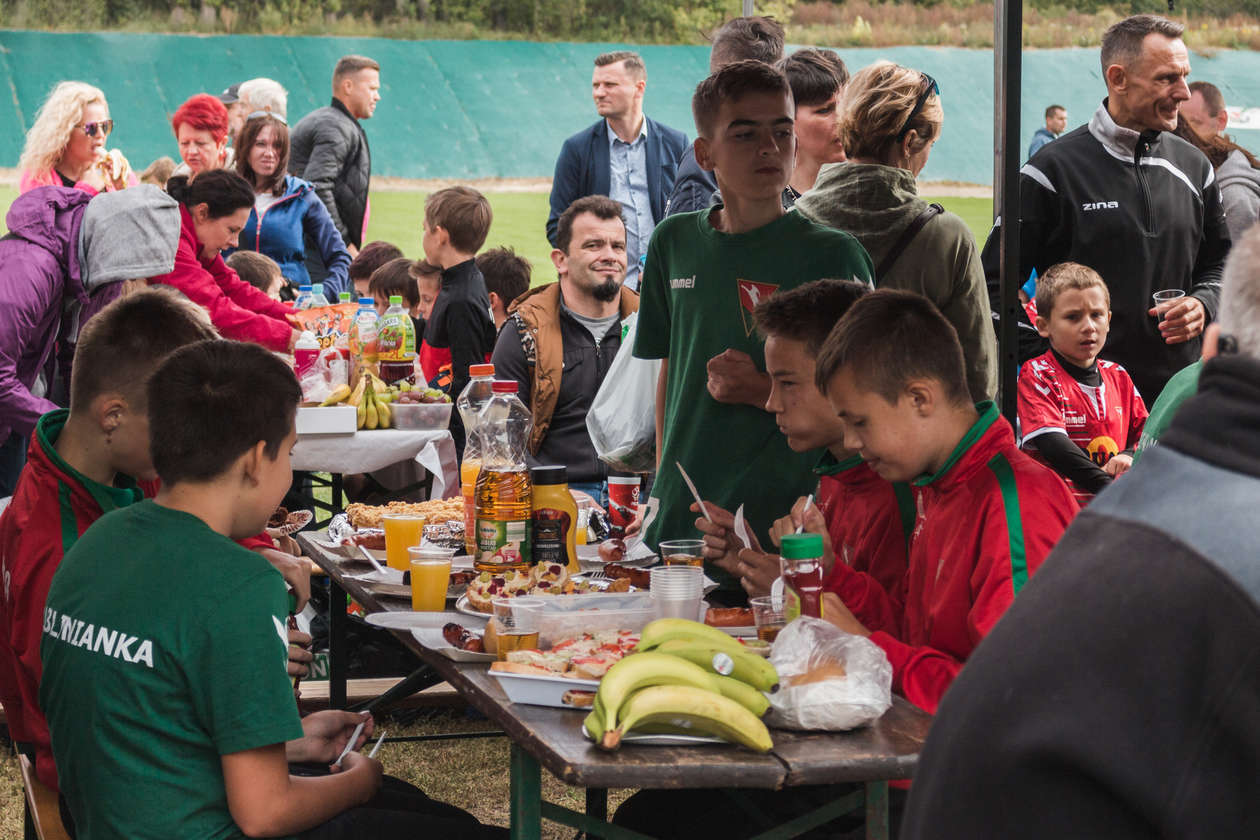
[470,364,495,377]
[491,381,518,394]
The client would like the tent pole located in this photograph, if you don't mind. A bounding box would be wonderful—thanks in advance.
[995,0,1022,423]
[743,1,755,16]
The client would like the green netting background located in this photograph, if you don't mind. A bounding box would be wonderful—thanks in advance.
[2,32,1258,184]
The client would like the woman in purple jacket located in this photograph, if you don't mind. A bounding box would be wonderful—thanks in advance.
[229,113,352,298]
[0,185,182,494]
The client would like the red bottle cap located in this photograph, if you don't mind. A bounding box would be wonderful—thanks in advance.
[470,363,495,377]
[491,381,518,394]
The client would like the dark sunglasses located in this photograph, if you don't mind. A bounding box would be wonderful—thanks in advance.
[81,119,114,138]
[895,73,940,142]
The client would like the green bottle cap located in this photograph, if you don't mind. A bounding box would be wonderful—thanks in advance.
[389,295,402,305]
[780,533,823,560]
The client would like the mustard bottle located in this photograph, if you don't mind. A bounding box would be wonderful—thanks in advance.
[530,466,579,574]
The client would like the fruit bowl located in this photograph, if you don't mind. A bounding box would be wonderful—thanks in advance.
[391,401,453,430]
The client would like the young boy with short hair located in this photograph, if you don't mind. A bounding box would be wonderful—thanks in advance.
[697,280,912,622]
[227,249,286,300]
[633,60,873,600]
[476,246,532,331]
[409,259,449,383]
[368,256,421,318]
[421,186,496,450]
[348,240,404,298]
[814,289,1079,714]
[1019,261,1148,504]
[39,340,503,839]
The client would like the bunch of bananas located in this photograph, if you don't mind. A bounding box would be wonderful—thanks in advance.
[320,373,395,429]
[584,618,778,752]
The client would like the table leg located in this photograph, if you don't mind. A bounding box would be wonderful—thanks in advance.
[584,788,608,838]
[864,781,889,840]
[328,577,348,709]
[510,743,542,840]
[330,471,344,514]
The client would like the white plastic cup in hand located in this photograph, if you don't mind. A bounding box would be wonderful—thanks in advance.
[1152,289,1186,322]
[650,565,703,620]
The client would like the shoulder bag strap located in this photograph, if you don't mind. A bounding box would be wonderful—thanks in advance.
[875,203,944,282]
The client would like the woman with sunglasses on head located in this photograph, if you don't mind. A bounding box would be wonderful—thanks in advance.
[18,81,137,196]
[151,169,301,353]
[796,61,997,403]
[171,93,233,178]
[227,113,352,298]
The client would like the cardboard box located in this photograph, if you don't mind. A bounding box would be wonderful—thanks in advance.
[296,406,357,435]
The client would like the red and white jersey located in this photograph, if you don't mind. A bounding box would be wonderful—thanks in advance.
[1018,350,1148,501]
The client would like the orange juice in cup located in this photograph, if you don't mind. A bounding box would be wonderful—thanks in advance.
[408,548,452,611]
[383,513,426,571]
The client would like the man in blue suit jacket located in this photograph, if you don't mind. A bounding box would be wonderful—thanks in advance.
[547,51,689,291]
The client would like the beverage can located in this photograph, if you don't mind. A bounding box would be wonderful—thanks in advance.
[607,474,640,535]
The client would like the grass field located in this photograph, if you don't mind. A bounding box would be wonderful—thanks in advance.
[0,185,995,287]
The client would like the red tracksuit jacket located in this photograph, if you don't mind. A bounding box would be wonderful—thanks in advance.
[0,410,276,792]
[817,454,914,637]
[829,403,1079,714]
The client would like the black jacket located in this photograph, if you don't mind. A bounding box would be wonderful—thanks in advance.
[289,98,371,249]
[425,259,495,455]
[546,117,689,246]
[983,101,1231,401]
[664,146,718,217]
[901,353,1260,839]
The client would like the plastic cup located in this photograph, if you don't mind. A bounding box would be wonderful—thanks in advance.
[660,539,704,567]
[492,597,544,661]
[382,513,426,571]
[1152,289,1186,321]
[749,596,787,643]
[408,547,452,612]
[650,565,704,621]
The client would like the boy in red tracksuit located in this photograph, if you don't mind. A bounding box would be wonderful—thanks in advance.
[1018,262,1148,504]
[814,290,1079,714]
[0,290,308,796]
[694,280,912,632]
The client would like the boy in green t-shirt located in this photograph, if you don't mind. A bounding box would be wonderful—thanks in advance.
[40,341,501,840]
[632,60,873,598]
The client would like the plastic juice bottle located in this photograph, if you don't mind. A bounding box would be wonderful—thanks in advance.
[309,284,330,307]
[780,533,825,620]
[338,291,353,303]
[457,364,496,554]
[349,298,379,378]
[473,381,534,572]
[531,465,579,575]
[293,284,314,310]
[376,295,416,361]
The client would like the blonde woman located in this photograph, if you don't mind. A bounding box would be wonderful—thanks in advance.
[796,60,997,403]
[18,81,136,195]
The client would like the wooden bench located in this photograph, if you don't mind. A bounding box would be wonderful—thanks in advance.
[297,677,464,713]
[18,753,71,840]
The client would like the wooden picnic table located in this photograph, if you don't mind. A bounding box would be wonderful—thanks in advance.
[297,532,932,840]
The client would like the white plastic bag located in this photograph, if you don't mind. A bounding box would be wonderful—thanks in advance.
[767,616,893,731]
[586,312,660,473]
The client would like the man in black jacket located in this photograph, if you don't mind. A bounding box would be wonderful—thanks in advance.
[290,55,380,279]
[982,14,1231,402]
[901,225,1260,839]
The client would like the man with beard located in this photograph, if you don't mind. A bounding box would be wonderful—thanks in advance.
[493,196,638,497]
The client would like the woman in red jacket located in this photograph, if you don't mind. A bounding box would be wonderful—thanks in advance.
[151,170,299,352]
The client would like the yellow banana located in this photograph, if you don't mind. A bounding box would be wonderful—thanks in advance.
[654,639,780,693]
[603,684,773,753]
[320,384,352,406]
[363,381,378,430]
[583,706,604,741]
[711,674,770,717]
[376,397,391,429]
[594,652,723,733]
[635,618,748,652]
[347,375,367,407]
[356,398,367,429]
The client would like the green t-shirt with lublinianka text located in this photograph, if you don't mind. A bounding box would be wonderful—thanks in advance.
[634,208,873,593]
[40,500,302,840]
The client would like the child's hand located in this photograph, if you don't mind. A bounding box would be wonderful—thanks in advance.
[335,751,384,800]
[258,548,312,612]
[734,547,781,597]
[289,711,373,765]
[287,629,313,678]
[706,348,771,407]
[821,593,870,637]
[690,501,760,576]
[1105,453,1133,477]
[769,497,837,576]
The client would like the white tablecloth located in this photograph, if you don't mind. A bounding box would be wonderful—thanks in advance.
[291,429,459,498]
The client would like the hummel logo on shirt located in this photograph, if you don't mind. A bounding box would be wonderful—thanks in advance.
[670,275,696,289]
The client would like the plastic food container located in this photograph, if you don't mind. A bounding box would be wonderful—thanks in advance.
[488,669,600,708]
[390,401,453,430]
[535,593,655,646]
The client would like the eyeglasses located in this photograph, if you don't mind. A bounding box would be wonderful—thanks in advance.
[894,73,940,142]
[81,120,114,138]
[246,110,287,126]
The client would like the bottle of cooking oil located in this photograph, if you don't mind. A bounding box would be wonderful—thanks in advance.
[473,381,534,572]
[458,364,497,555]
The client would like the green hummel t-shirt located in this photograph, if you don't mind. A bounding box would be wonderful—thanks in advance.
[1133,359,1203,464]
[40,500,303,840]
[634,208,873,592]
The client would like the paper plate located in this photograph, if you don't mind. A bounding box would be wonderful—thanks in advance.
[266,509,313,538]
[364,610,486,630]
[411,628,496,662]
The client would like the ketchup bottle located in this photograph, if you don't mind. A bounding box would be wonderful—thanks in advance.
[780,533,825,620]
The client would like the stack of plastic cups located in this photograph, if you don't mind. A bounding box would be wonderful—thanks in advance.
[649,565,704,620]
